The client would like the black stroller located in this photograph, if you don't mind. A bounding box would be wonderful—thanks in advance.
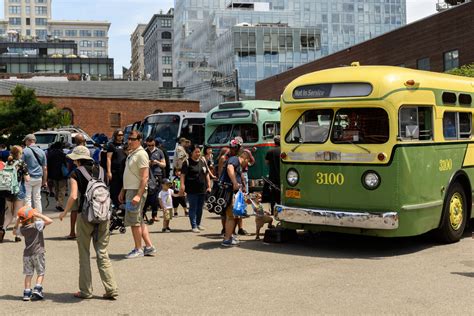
[109,204,126,234]
[206,182,233,215]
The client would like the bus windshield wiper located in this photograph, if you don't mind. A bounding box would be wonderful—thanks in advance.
[337,139,371,153]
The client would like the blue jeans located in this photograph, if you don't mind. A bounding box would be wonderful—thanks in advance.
[187,193,205,229]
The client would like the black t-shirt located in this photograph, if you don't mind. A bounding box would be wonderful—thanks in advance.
[265,147,281,185]
[70,162,101,212]
[106,141,126,173]
[181,158,208,194]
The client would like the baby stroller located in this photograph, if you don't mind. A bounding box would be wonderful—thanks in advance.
[109,204,126,234]
[206,182,233,215]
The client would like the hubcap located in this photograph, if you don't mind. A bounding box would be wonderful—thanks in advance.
[449,192,463,231]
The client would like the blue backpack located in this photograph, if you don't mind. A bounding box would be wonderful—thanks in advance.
[0,161,20,195]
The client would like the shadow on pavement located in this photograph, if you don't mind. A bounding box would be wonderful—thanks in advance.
[108,253,127,261]
[149,228,190,234]
[451,272,474,278]
[0,293,83,304]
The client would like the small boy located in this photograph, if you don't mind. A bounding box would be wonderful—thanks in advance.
[13,206,53,301]
[159,178,174,232]
[171,169,188,216]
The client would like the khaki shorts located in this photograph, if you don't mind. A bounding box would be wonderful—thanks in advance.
[163,208,173,221]
[124,189,147,227]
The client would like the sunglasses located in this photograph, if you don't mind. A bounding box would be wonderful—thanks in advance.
[128,137,139,141]
[117,134,124,137]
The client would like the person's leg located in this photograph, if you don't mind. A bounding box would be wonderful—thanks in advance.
[31,178,42,213]
[36,275,44,286]
[131,226,142,249]
[196,194,205,228]
[93,221,118,297]
[76,216,94,297]
[24,275,33,289]
[140,223,153,247]
[187,194,197,229]
[57,179,67,209]
[109,176,122,207]
[24,179,33,208]
[69,211,78,237]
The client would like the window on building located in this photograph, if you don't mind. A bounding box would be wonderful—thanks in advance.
[35,0,47,3]
[52,30,62,37]
[163,69,172,77]
[110,112,121,128]
[8,6,21,14]
[65,30,77,37]
[161,31,172,39]
[95,40,105,48]
[444,50,459,71]
[35,18,47,26]
[417,57,430,71]
[301,35,316,48]
[80,40,92,47]
[36,29,47,39]
[161,19,172,28]
[162,56,172,64]
[35,6,47,15]
[9,18,21,25]
[163,82,173,88]
[79,30,92,37]
[9,0,21,3]
[25,6,30,15]
[26,18,30,26]
[94,30,106,37]
[162,44,171,52]
[96,51,105,57]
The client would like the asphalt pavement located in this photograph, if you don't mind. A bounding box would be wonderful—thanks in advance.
[0,197,473,315]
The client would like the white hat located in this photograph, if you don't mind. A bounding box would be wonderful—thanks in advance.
[66,145,92,161]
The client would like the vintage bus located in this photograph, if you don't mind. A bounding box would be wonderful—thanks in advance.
[276,65,474,243]
[139,112,206,165]
[205,100,280,190]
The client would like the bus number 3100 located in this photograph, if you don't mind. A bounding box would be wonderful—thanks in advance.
[316,172,345,185]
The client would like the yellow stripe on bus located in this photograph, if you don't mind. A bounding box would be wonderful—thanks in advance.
[463,144,474,167]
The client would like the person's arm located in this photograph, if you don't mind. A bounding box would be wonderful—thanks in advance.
[206,173,211,193]
[179,173,186,196]
[35,213,53,226]
[41,153,48,187]
[227,163,239,191]
[158,193,165,210]
[59,177,78,221]
[131,166,148,206]
[106,152,113,181]
[12,218,21,236]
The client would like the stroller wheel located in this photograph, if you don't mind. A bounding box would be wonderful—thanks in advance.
[119,227,126,234]
[217,198,225,206]
[208,196,216,203]
[214,205,222,214]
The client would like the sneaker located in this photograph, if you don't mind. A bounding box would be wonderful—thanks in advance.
[221,239,239,247]
[125,248,144,259]
[238,228,250,236]
[174,212,178,216]
[165,227,171,233]
[191,228,200,233]
[143,246,157,256]
[55,206,64,212]
[232,235,240,244]
[161,228,166,233]
[197,226,205,231]
[23,289,32,301]
[32,285,44,300]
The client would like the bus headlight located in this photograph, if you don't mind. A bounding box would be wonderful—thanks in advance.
[362,171,381,190]
[287,169,299,186]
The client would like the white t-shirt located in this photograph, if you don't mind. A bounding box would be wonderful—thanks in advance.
[158,188,174,209]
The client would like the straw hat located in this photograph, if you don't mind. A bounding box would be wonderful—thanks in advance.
[66,145,92,161]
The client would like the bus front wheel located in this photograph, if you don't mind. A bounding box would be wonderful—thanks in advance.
[436,182,468,243]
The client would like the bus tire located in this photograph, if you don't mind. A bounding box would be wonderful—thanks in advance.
[436,182,468,243]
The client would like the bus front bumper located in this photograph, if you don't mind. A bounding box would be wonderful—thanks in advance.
[275,205,399,230]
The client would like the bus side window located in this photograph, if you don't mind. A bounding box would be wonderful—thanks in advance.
[399,106,433,141]
[444,112,473,140]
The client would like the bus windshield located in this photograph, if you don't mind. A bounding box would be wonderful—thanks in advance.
[331,108,389,144]
[208,124,259,144]
[285,110,333,143]
[141,115,180,151]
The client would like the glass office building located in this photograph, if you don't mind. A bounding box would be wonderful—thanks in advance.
[174,0,407,110]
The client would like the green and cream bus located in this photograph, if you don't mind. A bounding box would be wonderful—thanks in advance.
[276,65,474,243]
[205,100,280,190]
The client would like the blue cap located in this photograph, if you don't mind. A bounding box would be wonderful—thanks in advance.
[155,137,165,144]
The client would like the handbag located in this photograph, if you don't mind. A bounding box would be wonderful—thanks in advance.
[232,190,247,217]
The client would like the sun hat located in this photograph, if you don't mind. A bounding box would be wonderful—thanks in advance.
[18,206,37,223]
[66,145,92,161]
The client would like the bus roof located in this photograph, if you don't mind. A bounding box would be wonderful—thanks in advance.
[143,112,206,120]
[208,100,279,114]
[206,100,279,125]
[282,65,474,104]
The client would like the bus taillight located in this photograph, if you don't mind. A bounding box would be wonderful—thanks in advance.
[377,153,387,161]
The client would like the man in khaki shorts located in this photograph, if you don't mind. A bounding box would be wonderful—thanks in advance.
[119,131,156,259]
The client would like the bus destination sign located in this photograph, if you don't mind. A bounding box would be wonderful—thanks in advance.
[293,83,372,99]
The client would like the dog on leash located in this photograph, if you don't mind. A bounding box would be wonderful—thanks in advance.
[247,193,274,240]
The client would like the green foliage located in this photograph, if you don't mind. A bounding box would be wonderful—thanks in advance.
[0,85,70,145]
[447,63,474,78]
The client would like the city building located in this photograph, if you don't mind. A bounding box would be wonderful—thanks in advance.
[130,24,146,80]
[0,40,113,78]
[0,79,195,135]
[142,9,174,86]
[0,0,110,58]
[174,0,407,110]
[255,1,474,100]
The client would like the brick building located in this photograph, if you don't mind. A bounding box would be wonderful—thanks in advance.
[255,1,474,100]
[0,80,199,136]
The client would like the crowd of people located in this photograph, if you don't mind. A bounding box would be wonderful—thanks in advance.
[0,128,281,301]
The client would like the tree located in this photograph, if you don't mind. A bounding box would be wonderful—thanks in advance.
[0,85,70,145]
[447,63,474,78]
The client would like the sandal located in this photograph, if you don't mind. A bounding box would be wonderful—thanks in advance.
[73,292,93,299]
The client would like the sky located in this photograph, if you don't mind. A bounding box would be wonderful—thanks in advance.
[0,0,438,75]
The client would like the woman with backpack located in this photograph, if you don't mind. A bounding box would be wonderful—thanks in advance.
[59,146,118,300]
[0,145,30,243]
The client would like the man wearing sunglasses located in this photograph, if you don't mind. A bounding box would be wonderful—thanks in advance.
[119,131,156,259]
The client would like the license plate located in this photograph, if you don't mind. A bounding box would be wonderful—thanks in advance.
[285,189,301,199]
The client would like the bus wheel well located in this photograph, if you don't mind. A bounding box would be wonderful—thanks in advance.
[450,173,472,220]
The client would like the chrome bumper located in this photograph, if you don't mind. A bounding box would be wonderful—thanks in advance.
[275,205,399,230]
